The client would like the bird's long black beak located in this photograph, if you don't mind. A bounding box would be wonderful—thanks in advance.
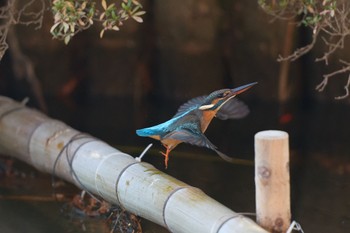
[231,82,258,95]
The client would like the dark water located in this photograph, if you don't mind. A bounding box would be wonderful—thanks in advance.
[1,96,350,233]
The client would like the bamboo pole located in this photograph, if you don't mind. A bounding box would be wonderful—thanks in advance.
[254,130,291,233]
[0,96,267,233]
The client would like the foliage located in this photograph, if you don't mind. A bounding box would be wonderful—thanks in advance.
[50,0,145,44]
[258,0,336,23]
[259,0,350,99]
[0,0,145,58]
[50,0,96,44]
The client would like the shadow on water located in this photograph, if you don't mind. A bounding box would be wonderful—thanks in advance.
[1,96,350,233]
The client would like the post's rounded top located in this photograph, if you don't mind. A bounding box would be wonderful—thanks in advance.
[255,130,289,140]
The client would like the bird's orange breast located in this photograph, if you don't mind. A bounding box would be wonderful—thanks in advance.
[200,110,217,133]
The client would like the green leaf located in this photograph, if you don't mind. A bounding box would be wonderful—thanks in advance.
[127,0,132,7]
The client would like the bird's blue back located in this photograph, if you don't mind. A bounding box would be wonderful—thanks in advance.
[136,107,199,138]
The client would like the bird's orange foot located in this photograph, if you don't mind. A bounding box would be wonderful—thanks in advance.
[160,147,171,169]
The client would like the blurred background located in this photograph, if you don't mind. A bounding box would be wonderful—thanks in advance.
[0,0,350,232]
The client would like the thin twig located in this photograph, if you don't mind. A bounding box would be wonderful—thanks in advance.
[277,28,319,62]
[335,74,350,99]
[316,60,350,97]
[316,36,345,65]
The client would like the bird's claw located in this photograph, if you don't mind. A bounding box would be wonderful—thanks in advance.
[160,149,170,169]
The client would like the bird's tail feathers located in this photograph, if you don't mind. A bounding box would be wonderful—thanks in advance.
[213,149,253,166]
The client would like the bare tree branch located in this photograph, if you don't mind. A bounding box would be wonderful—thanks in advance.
[335,74,350,100]
[277,28,319,62]
[262,0,350,99]
[315,3,350,66]
[315,76,329,93]
[0,0,47,111]
[0,1,12,59]
[16,0,45,29]
[316,60,350,98]
[0,0,46,59]
[315,36,344,65]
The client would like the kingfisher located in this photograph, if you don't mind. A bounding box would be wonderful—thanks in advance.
[136,82,257,168]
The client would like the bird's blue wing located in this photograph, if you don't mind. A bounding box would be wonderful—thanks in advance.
[216,98,250,120]
[174,95,249,120]
[173,95,207,118]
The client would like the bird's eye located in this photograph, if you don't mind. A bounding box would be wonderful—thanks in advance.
[219,91,230,98]
[217,93,224,98]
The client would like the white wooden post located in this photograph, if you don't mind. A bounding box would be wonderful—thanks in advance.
[255,130,291,233]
